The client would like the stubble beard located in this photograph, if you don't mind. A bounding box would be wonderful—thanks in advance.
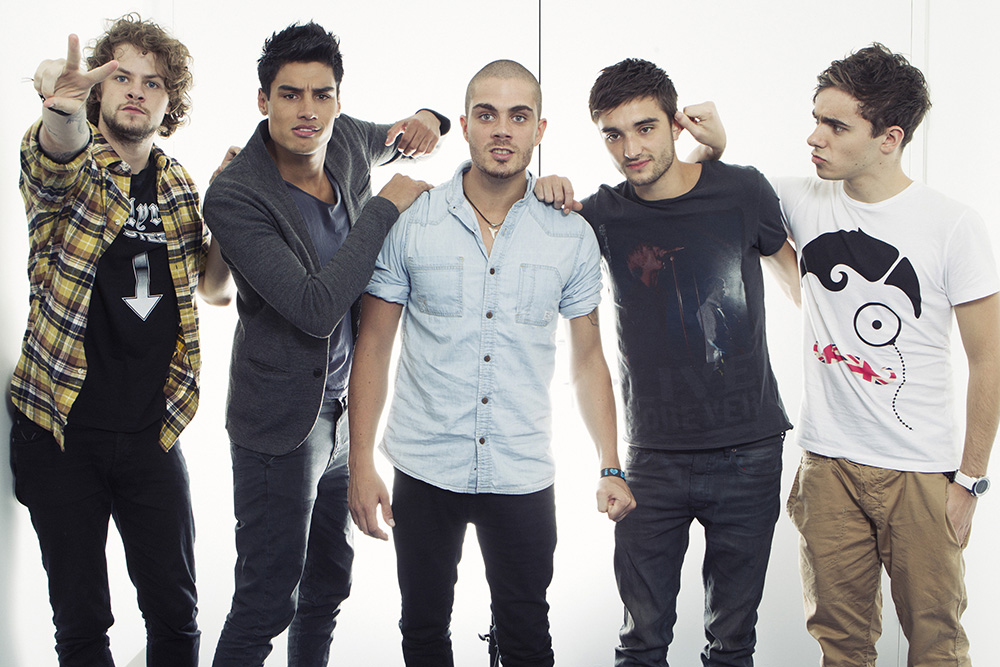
[623,151,674,189]
[101,109,158,146]
[472,144,534,182]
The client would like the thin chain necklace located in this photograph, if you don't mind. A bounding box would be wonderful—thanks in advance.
[465,193,504,239]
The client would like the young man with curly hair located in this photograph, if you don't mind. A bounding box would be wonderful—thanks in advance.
[13,13,232,667]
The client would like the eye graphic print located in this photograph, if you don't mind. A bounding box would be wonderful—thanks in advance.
[854,302,901,347]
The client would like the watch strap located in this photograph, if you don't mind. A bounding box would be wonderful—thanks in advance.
[953,470,990,497]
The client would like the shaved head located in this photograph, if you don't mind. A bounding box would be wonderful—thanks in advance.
[465,59,541,116]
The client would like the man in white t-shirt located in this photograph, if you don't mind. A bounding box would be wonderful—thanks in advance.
[772,44,1000,666]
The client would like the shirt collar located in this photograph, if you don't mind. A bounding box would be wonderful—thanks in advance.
[445,159,537,212]
[91,126,169,176]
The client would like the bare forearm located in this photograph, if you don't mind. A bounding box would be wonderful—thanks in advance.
[197,237,235,306]
[39,107,89,162]
[569,312,621,468]
[347,354,389,471]
[960,359,1000,476]
[574,364,620,467]
[686,144,722,163]
[762,241,801,307]
[347,295,402,471]
[955,293,1000,476]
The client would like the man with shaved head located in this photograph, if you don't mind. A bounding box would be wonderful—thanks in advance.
[348,60,635,666]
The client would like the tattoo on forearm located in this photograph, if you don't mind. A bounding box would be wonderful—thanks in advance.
[68,114,87,134]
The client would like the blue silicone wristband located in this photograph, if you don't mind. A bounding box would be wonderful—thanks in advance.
[601,467,626,481]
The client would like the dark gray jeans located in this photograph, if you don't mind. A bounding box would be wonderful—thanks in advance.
[213,399,352,667]
[614,436,783,667]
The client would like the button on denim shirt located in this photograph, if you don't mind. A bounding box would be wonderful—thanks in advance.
[366,162,602,494]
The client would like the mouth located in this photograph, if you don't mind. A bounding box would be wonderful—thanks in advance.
[811,153,826,165]
[120,105,147,116]
[293,125,322,138]
[624,158,650,171]
[489,146,514,161]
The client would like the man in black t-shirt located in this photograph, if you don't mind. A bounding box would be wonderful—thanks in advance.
[13,16,233,667]
[537,59,798,666]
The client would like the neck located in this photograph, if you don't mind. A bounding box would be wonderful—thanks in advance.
[634,160,701,201]
[101,128,155,173]
[843,164,913,204]
[462,164,528,216]
[266,140,328,193]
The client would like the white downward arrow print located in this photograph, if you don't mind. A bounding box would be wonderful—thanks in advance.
[122,251,163,320]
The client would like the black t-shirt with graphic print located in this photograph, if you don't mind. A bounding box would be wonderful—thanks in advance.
[581,161,792,450]
[69,164,180,432]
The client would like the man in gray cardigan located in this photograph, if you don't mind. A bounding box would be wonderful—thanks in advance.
[203,22,446,667]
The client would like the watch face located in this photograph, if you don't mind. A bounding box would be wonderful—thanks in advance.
[973,478,990,496]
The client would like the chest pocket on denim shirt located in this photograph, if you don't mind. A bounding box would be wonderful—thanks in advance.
[409,256,464,317]
[516,264,561,326]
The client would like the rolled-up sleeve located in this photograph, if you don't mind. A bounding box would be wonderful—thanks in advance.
[559,218,602,319]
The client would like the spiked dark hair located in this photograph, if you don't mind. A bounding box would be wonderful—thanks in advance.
[589,58,677,123]
[258,21,344,97]
[816,43,931,148]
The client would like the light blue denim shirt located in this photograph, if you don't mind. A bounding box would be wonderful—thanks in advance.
[366,161,602,494]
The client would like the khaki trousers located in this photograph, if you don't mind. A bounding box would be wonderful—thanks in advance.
[787,451,970,667]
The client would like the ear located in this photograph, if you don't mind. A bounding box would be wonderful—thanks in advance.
[257,88,268,117]
[881,125,905,154]
[460,115,469,142]
[534,118,548,146]
[334,87,343,118]
[672,118,683,141]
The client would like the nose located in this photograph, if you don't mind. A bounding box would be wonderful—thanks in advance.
[623,134,641,159]
[126,84,145,101]
[493,116,511,139]
[298,97,317,120]
[807,126,824,148]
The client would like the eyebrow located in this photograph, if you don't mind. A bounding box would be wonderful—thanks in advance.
[600,117,660,134]
[275,84,336,95]
[813,111,851,130]
[472,103,536,117]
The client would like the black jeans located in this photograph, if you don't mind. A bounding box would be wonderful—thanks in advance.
[10,410,199,667]
[391,470,557,667]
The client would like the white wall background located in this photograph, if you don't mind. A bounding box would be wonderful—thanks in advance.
[1,1,997,665]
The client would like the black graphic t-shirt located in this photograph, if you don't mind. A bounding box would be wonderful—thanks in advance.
[582,161,791,449]
[69,164,180,431]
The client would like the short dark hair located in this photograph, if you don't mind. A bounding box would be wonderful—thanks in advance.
[465,60,541,116]
[86,13,192,138]
[258,22,344,97]
[816,43,931,149]
[589,58,677,123]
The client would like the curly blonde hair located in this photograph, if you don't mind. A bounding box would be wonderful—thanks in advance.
[86,13,193,137]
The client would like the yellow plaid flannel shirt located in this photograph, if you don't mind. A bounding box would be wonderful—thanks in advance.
[13,120,209,450]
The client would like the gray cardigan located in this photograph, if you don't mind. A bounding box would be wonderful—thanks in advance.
[204,117,401,454]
